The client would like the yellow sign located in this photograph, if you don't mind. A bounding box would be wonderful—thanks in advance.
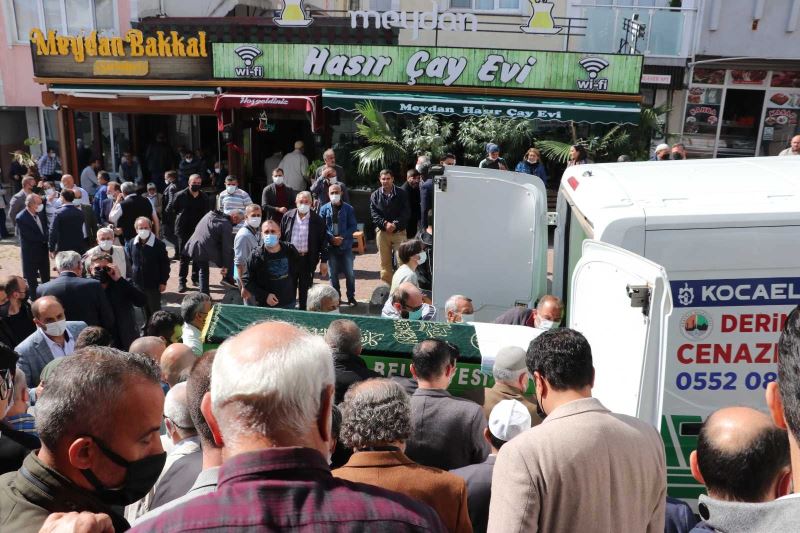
[93,59,149,76]
[29,29,208,64]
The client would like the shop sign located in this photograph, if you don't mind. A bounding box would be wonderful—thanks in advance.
[771,71,800,88]
[29,28,212,80]
[730,70,768,86]
[214,43,642,94]
[641,73,671,85]
[764,108,798,127]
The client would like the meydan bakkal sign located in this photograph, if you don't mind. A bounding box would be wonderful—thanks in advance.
[214,43,642,94]
[29,28,211,79]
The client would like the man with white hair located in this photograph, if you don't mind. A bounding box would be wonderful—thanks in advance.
[3,368,35,437]
[130,321,446,532]
[126,216,170,321]
[278,140,309,190]
[382,282,436,321]
[280,190,329,310]
[110,180,160,244]
[49,189,87,255]
[445,295,474,324]
[315,148,346,181]
[85,226,127,279]
[36,251,114,330]
[306,284,340,313]
[126,382,199,522]
[651,143,671,161]
[129,336,166,364]
[16,193,50,296]
[483,346,542,424]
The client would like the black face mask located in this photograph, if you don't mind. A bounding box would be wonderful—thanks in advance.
[671,153,683,160]
[91,268,111,285]
[189,184,201,192]
[81,436,166,506]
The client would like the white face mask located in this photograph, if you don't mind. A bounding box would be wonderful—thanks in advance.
[297,204,310,215]
[459,313,475,323]
[329,194,341,204]
[45,189,56,198]
[328,308,340,315]
[43,319,67,337]
[273,176,284,185]
[137,229,151,241]
[35,204,44,213]
[226,185,237,194]
[417,251,427,265]
[537,318,557,331]
[247,216,261,228]
[328,176,338,184]
[72,199,82,206]
[98,239,113,251]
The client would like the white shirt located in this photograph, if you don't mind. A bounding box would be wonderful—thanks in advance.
[109,193,157,225]
[182,322,203,356]
[40,328,76,360]
[277,149,309,191]
[56,186,90,206]
[85,244,127,279]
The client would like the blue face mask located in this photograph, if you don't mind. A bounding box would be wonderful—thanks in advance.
[403,304,424,320]
[263,234,278,247]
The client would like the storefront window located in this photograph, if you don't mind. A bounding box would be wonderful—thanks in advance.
[682,68,800,158]
[41,109,60,154]
[11,0,39,42]
[66,0,94,34]
[11,0,116,42]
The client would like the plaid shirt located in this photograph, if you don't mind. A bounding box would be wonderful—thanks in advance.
[290,211,310,253]
[37,154,60,176]
[130,447,446,533]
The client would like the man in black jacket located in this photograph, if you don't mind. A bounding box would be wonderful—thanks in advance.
[110,181,158,244]
[167,174,209,293]
[280,191,328,310]
[35,251,115,330]
[400,168,422,240]
[15,194,50,296]
[324,319,379,404]
[126,217,170,323]
[369,169,410,285]
[243,220,299,309]
[48,189,87,255]
[162,170,180,258]
[184,210,241,295]
[86,251,146,350]
[261,168,297,224]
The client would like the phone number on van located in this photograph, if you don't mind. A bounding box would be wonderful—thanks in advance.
[675,371,777,391]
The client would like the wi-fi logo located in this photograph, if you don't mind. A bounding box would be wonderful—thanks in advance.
[579,57,609,79]
[234,46,263,67]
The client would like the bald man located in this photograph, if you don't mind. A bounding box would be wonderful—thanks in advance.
[690,407,791,531]
[129,336,167,365]
[160,343,195,389]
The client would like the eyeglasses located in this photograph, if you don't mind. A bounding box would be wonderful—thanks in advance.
[0,369,14,401]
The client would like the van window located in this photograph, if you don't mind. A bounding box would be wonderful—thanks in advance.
[562,203,594,316]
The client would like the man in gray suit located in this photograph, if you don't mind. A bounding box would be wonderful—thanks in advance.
[488,329,666,533]
[405,339,490,471]
[14,296,86,391]
[451,399,531,533]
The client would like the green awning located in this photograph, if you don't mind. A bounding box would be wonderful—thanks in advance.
[323,89,640,125]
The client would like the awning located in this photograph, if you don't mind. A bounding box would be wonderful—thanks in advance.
[323,89,640,125]
[50,85,216,100]
[214,93,322,132]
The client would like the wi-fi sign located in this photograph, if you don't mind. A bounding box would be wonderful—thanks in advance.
[579,57,609,79]
[235,46,263,67]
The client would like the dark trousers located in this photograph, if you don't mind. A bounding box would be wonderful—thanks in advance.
[328,249,355,300]
[163,221,177,253]
[177,235,198,283]
[0,209,10,238]
[194,261,211,295]
[22,248,50,296]
[293,254,313,310]
[143,287,162,322]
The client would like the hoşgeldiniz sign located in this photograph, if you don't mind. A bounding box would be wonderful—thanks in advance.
[213,42,643,94]
[29,28,212,79]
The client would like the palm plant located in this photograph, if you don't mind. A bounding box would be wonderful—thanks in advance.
[457,115,535,164]
[400,114,454,162]
[352,101,408,175]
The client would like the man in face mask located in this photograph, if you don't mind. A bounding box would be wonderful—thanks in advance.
[87,252,146,351]
[319,183,357,307]
[178,149,204,189]
[0,276,36,348]
[445,295,474,324]
[0,347,166,532]
[242,220,300,309]
[16,194,50,297]
[280,191,329,310]
[84,227,127,279]
[494,294,563,330]
[382,282,437,321]
[126,217,170,324]
[235,204,264,306]
[217,176,252,234]
[261,168,297,224]
[167,174,209,293]
[671,143,687,160]
[14,296,86,398]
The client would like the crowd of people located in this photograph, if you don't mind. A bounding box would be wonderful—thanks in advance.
[0,134,798,532]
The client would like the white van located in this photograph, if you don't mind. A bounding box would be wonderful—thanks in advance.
[432,157,800,502]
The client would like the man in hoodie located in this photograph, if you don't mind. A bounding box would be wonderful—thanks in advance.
[690,407,791,531]
[699,305,800,531]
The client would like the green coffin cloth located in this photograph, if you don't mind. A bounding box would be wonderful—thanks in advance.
[204,304,481,362]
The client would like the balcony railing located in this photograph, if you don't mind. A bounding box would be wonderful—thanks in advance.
[570,3,698,58]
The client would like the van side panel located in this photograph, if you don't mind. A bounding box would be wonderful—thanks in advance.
[645,226,800,501]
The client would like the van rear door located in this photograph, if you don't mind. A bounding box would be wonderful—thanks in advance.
[569,240,671,426]
[432,167,548,321]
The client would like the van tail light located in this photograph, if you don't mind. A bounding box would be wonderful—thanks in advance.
[567,177,579,190]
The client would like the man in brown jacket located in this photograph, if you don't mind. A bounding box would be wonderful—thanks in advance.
[334,379,472,533]
[482,346,542,425]
[487,329,666,533]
